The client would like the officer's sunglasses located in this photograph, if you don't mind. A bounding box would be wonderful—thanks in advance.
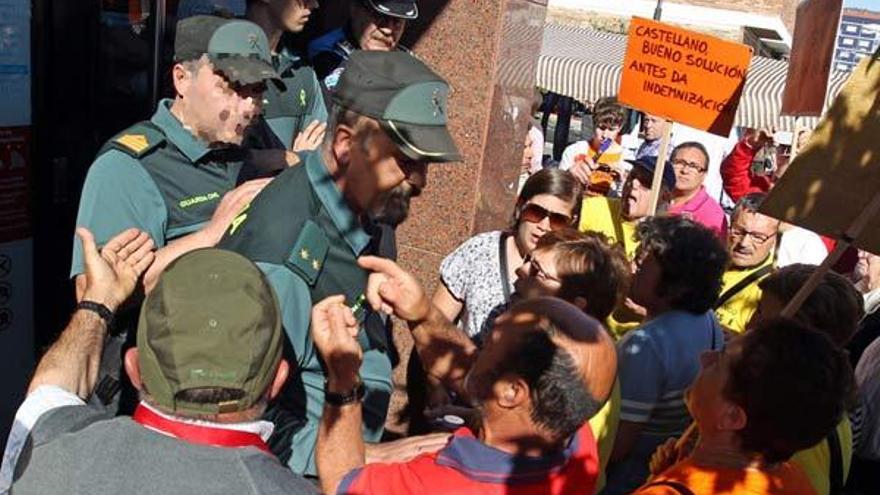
[520,203,573,230]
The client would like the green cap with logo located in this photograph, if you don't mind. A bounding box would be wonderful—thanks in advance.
[174,15,281,86]
[332,51,462,162]
[137,248,283,416]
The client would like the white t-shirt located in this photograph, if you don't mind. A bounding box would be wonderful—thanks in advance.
[776,226,828,268]
[558,141,591,171]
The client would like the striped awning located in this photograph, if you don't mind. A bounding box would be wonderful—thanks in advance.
[533,23,851,131]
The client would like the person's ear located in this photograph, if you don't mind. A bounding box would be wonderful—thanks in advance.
[124,348,143,391]
[268,359,290,401]
[572,296,588,312]
[171,63,192,98]
[332,125,354,168]
[494,375,529,409]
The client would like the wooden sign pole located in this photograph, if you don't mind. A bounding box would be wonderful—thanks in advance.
[647,122,674,216]
[780,191,880,317]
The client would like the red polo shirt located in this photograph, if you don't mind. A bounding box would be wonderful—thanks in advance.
[337,424,599,494]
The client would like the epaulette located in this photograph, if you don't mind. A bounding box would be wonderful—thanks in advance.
[104,121,166,158]
[284,220,329,286]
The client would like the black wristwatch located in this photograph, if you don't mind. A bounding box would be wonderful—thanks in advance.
[324,380,366,407]
[76,300,115,328]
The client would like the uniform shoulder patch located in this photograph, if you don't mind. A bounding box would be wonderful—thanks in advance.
[105,121,165,158]
[116,134,150,153]
[285,220,329,286]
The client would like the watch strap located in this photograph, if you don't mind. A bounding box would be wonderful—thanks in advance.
[324,381,365,406]
[76,300,114,327]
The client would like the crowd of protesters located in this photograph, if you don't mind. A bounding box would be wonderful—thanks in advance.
[1,2,879,495]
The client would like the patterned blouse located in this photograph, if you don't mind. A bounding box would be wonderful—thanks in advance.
[440,231,515,341]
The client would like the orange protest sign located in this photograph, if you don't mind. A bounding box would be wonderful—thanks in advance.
[619,17,753,137]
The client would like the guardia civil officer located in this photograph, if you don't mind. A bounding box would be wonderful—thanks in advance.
[71,15,284,293]
[69,16,281,408]
[244,0,328,155]
[219,50,461,477]
[307,0,417,93]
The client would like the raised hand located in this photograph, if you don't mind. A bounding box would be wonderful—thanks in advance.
[77,227,155,312]
[311,295,362,383]
[357,256,431,323]
[206,177,273,243]
[292,120,327,152]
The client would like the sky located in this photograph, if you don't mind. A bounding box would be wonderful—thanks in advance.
[846,0,880,11]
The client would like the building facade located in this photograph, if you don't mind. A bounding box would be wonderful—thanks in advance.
[834,8,880,73]
[547,0,796,58]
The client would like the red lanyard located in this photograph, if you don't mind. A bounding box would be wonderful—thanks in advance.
[132,404,272,455]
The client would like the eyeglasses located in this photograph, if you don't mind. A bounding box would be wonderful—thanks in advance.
[671,158,707,173]
[729,227,775,245]
[526,256,561,283]
[520,203,573,230]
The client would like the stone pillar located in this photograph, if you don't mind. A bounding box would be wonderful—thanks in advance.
[387,0,548,433]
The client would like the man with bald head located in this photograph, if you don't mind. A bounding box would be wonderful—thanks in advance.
[312,256,617,494]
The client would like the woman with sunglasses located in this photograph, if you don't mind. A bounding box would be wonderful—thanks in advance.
[432,169,584,342]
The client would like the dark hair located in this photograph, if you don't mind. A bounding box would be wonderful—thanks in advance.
[731,192,769,223]
[514,169,584,226]
[501,328,600,441]
[592,97,628,128]
[635,216,728,313]
[724,318,855,463]
[671,141,710,167]
[759,264,865,346]
[537,230,630,322]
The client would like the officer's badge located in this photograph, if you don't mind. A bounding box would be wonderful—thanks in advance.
[299,89,307,107]
[286,220,329,286]
[116,134,150,154]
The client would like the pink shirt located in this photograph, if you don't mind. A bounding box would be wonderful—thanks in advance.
[668,187,728,240]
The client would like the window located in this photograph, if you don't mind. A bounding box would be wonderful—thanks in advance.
[845,24,859,33]
[838,50,851,59]
[842,37,855,46]
[837,63,851,71]
[859,39,871,48]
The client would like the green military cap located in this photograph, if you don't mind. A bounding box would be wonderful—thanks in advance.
[175,15,281,86]
[332,51,462,163]
[137,248,283,416]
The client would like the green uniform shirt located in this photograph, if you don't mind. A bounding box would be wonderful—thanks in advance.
[70,99,243,277]
[246,48,327,151]
[219,152,393,476]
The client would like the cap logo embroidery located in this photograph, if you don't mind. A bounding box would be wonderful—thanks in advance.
[248,33,260,51]
[431,89,444,117]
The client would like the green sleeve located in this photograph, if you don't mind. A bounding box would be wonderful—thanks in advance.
[255,262,316,370]
[255,261,324,477]
[304,70,328,124]
[70,150,167,278]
